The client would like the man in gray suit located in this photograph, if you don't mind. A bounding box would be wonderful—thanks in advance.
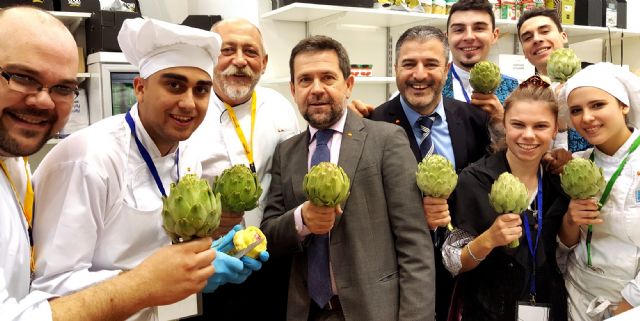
[261,35,435,321]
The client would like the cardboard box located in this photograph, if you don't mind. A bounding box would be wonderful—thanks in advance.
[77,47,86,73]
[273,0,374,9]
[181,15,222,31]
[0,0,54,10]
[86,10,141,54]
[54,0,100,13]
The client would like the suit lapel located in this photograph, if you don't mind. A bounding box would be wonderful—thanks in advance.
[444,99,468,172]
[335,110,366,228]
[291,131,311,205]
[388,97,422,162]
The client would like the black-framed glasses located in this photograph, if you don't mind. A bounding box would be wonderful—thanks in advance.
[0,67,79,103]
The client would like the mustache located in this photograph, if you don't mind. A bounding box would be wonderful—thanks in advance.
[5,107,55,121]
[220,65,256,78]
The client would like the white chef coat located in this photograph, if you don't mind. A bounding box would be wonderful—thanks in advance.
[559,128,640,320]
[0,157,53,321]
[31,105,200,321]
[186,86,300,227]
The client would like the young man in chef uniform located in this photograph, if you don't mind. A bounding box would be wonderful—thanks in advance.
[30,17,266,321]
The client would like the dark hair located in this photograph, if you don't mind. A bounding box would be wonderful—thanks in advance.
[289,35,350,83]
[517,7,563,37]
[395,25,449,63]
[447,0,495,30]
[492,78,558,151]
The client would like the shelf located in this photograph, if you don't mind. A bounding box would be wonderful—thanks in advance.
[50,11,91,33]
[261,76,394,85]
[46,138,62,145]
[262,3,640,43]
[77,73,91,78]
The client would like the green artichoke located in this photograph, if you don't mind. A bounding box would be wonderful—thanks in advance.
[560,158,605,200]
[303,162,350,207]
[162,174,222,243]
[416,155,458,198]
[470,61,501,94]
[547,48,581,83]
[488,172,529,248]
[214,165,263,213]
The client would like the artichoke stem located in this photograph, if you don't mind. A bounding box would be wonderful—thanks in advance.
[446,223,454,231]
[507,239,519,248]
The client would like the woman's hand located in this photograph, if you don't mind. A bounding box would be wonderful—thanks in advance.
[565,198,602,227]
[483,213,522,248]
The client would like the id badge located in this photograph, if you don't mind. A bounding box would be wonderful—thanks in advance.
[516,301,550,321]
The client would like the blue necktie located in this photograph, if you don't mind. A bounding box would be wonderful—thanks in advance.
[308,129,333,308]
[418,114,437,159]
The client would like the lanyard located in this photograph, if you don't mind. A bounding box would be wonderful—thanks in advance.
[522,169,543,303]
[451,67,471,104]
[1,157,35,272]
[585,134,640,267]
[223,91,257,173]
[125,111,179,198]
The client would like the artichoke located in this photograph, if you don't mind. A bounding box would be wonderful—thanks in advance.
[416,155,457,231]
[231,226,267,259]
[162,174,222,243]
[303,162,350,207]
[417,154,458,198]
[560,158,605,200]
[214,165,262,213]
[470,61,501,94]
[488,172,529,248]
[547,48,581,83]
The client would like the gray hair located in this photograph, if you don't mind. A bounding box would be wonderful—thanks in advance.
[395,25,449,63]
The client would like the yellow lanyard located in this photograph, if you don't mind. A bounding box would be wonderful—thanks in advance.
[223,91,257,173]
[0,157,35,272]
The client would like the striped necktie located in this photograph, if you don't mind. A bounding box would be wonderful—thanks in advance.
[418,114,437,158]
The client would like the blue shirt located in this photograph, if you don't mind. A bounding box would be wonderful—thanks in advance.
[400,95,456,168]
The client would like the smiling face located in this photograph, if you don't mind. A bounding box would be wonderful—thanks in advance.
[0,9,78,157]
[135,67,213,155]
[504,99,557,164]
[518,16,567,75]
[290,50,353,129]
[447,10,499,70]
[395,38,449,115]
[567,86,632,156]
[212,19,267,106]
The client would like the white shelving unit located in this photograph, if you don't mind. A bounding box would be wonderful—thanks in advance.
[50,11,91,34]
[262,2,640,44]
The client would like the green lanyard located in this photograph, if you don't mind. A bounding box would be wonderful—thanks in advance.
[586,134,640,267]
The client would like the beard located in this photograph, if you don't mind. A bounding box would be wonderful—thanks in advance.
[0,108,54,156]
[303,98,345,129]
[215,65,260,102]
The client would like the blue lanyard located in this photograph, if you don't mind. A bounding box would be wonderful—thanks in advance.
[522,169,543,301]
[451,67,471,103]
[124,111,179,198]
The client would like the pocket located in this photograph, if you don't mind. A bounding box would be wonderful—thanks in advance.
[377,270,399,282]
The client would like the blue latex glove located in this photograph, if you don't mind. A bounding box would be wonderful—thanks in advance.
[203,251,245,293]
[203,225,270,293]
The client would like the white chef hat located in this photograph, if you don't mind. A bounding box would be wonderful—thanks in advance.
[118,18,221,79]
[560,62,640,129]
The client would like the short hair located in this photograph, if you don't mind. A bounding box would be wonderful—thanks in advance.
[492,80,558,151]
[447,0,495,30]
[289,35,350,83]
[517,7,563,37]
[395,25,449,63]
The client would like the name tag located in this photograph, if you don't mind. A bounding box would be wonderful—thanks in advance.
[517,301,550,321]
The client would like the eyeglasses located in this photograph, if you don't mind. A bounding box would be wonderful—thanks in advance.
[519,75,550,89]
[0,67,79,103]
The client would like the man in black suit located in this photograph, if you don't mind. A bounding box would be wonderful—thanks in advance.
[370,25,491,321]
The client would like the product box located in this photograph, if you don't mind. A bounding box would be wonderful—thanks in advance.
[575,0,604,27]
[181,15,222,31]
[85,10,141,53]
[273,0,374,9]
[54,0,99,12]
[0,0,53,10]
